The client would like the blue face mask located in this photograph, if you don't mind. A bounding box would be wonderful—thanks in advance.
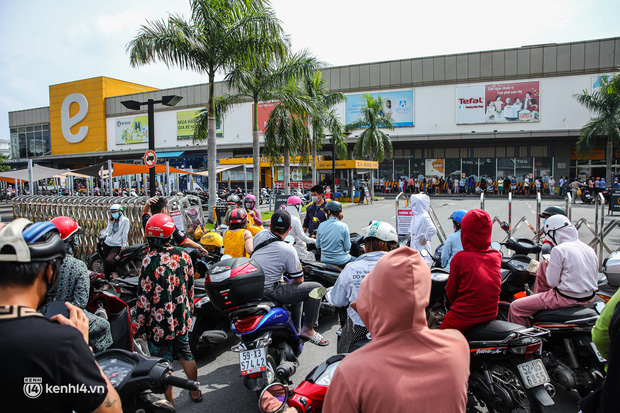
[111,212,120,220]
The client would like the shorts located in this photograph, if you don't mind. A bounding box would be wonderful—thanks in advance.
[148,334,194,362]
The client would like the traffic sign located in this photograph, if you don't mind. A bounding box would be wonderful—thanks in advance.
[144,150,157,168]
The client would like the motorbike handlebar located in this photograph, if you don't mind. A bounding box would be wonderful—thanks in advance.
[162,373,199,391]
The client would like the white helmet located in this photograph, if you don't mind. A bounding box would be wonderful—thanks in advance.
[363,221,398,243]
[543,215,571,235]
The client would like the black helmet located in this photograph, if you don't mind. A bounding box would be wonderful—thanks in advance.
[0,219,66,263]
[325,201,342,213]
[539,206,567,219]
[227,194,241,205]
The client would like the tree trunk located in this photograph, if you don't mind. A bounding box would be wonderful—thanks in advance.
[207,73,217,221]
[607,139,613,190]
[253,100,260,195]
[284,147,291,194]
[369,146,375,199]
[312,136,318,185]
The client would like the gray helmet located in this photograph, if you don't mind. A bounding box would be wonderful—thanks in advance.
[325,201,342,213]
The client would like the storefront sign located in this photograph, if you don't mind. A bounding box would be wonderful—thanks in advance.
[457,81,540,124]
[609,190,620,214]
[345,90,414,127]
[176,109,223,140]
[116,115,148,144]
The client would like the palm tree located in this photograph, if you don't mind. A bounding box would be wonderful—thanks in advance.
[345,93,394,197]
[208,50,321,195]
[127,0,287,219]
[263,82,313,193]
[574,75,620,186]
[303,72,347,185]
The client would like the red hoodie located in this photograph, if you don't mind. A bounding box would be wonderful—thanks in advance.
[446,209,502,324]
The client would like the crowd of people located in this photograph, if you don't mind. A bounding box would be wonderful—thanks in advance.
[2,180,620,412]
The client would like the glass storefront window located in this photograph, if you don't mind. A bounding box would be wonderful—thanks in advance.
[515,158,533,180]
[411,159,425,180]
[534,157,552,179]
[445,159,460,178]
[497,158,515,178]
[378,160,392,182]
[480,158,495,179]
[462,158,479,178]
[394,158,408,180]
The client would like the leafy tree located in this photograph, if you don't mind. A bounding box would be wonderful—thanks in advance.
[127,0,287,218]
[0,154,10,172]
[345,93,394,197]
[303,72,346,185]
[574,75,620,185]
[210,50,320,194]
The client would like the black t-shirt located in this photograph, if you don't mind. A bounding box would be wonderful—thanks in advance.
[142,213,188,245]
[0,306,108,413]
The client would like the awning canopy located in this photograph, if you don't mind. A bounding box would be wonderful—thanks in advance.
[111,163,199,177]
[156,151,185,158]
[191,165,244,177]
[0,165,71,183]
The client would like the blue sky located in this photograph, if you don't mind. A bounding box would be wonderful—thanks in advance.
[1,0,619,143]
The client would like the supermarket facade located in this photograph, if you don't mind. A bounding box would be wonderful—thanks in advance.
[7,36,620,189]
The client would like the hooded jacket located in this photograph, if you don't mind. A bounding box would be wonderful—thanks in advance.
[285,205,316,262]
[323,248,469,413]
[446,209,502,324]
[545,224,598,298]
[408,193,436,263]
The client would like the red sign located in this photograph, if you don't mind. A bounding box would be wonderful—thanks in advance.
[253,102,279,133]
[274,181,312,189]
[144,150,157,168]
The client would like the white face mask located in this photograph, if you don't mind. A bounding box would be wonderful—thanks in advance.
[311,196,319,203]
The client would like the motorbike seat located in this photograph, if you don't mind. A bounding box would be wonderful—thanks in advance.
[303,260,343,272]
[463,319,525,342]
[118,276,139,288]
[119,243,146,256]
[230,300,280,318]
[194,278,206,294]
[532,306,599,323]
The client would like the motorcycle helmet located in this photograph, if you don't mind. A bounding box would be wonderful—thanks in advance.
[51,216,84,240]
[543,215,571,245]
[227,194,241,206]
[325,200,342,213]
[363,221,398,243]
[194,226,205,240]
[145,214,176,239]
[244,194,257,210]
[539,206,567,219]
[287,196,303,213]
[110,204,123,214]
[0,219,66,263]
[449,210,468,230]
[229,208,248,225]
[200,231,224,251]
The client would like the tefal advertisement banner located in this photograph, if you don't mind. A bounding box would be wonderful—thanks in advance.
[456,81,540,124]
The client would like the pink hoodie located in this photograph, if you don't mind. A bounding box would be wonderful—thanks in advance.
[324,247,470,413]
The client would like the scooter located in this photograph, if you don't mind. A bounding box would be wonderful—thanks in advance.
[188,277,231,359]
[96,349,199,413]
[582,190,594,204]
[89,231,147,278]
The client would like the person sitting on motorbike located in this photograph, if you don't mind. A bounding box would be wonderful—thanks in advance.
[440,209,502,333]
[315,201,355,266]
[303,185,327,236]
[539,205,567,252]
[508,215,598,326]
[323,247,469,413]
[327,221,399,353]
[221,194,242,227]
[251,209,328,346]
[285,196,316,262]
[142,196,208,255]
[409,193,436,266]
[0,219,122,412]
[243,194,263,227]
[223,208,254,258]
[441,209,467,271]
[137,214,200,404]
[101,204,130,279]
[39,216,113,353]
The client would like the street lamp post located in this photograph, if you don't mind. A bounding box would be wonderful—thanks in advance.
[121,95,183,196]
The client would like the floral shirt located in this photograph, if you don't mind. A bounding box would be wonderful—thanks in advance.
[136,246,194,342]
[39,256,90,315]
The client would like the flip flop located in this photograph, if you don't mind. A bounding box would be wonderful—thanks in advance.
[190,390,203,403]
[301,332,329,347]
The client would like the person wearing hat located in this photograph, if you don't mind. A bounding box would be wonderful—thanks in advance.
[251,210,328,346]
[315,201,355,266]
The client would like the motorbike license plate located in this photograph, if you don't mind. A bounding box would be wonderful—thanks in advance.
[517,359,550,389]
[239,347,267,375]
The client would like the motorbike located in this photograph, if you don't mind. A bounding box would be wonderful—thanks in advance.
[96,349,199,413]
[205,257,317,393]
[258,354,346,413]
[88,231,147,278]
[188,277,231,359]
[582,190,594,204]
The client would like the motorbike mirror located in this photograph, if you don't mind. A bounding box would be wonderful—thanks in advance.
[420,248,429,257]
[490,241,501,251]
[259,383,289,413]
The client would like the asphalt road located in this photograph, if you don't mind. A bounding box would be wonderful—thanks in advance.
[165,196,614,413]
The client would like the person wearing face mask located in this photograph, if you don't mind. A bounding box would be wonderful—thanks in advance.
[0,219,122,413]
[39,217,113,353]
[285,196,316,262]
[303,185,327,236]
[243,194,264,235]
[101,204,130,279]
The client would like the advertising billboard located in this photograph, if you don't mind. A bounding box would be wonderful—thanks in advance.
[176,109,223,140]
[425,159,445,177]
[115,115,149,144]
[252,102,279,133]
[345,90,414,127]
[456,81,540,124]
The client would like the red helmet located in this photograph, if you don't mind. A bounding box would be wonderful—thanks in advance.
[229,208,248,224]
[51,216,84,240]
[145,213,176,239]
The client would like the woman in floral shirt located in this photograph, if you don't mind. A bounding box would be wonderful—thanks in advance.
[136,213,200,403]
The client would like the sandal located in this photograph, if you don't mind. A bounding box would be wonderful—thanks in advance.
[190,389,203,403]
[301,332,329,347]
